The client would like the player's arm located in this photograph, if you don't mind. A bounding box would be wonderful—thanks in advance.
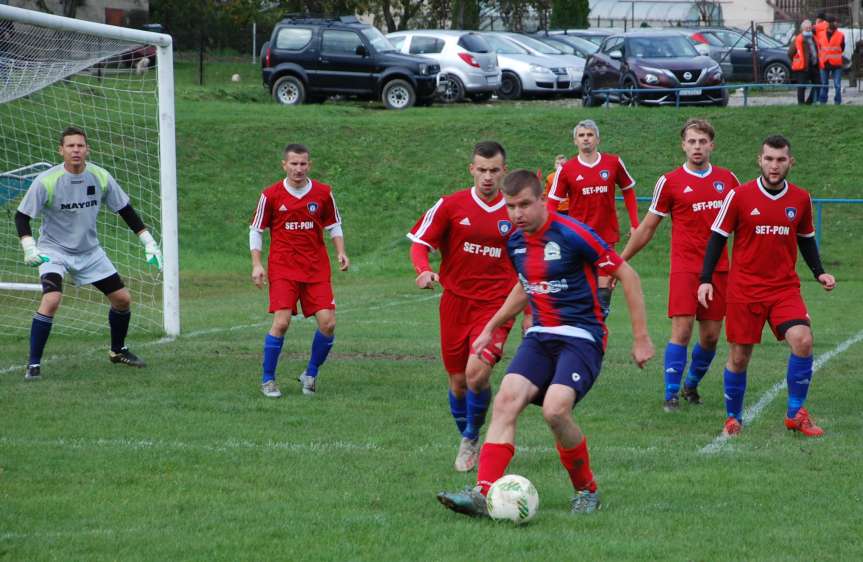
[798,235,835,291]
[546,167,567,212]
[472,282,528,357]
[620,212,662,262]
[410,242,439,289]
[697,232,728,307]
[326,223,349,271]
[621,187,640,233]
[116,204,163,271]
[249,228,267,289]
[608,261,654,368]
[15,210,49,266]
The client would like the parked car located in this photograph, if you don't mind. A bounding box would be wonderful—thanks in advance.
[581,30,727,107]
[547,28,620,47]
[485,32,584,93]
[386,30,500,103]
[260,15,441,109]
[481,33,576,99]
[681,27,792,83]
[531,33,599,60]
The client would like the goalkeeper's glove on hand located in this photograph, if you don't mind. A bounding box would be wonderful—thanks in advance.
[138,231,163,271]
[20,236,49,267]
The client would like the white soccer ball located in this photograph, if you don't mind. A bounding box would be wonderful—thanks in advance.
[231,73,241,83]
[486,474,539,524]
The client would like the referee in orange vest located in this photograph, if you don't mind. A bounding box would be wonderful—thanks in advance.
[817,16,845,105]
[788,19,820,105]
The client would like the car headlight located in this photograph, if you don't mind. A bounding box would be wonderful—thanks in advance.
[644,73,659,85]
[418,63,430,75]
[529,64,553,74]
[567,66,581,75]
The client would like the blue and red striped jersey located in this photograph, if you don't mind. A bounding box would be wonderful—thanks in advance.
[508,214,623,350]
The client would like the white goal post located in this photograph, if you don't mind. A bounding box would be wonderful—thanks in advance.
[0,5,179,336]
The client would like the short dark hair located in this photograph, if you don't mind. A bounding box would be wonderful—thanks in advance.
[283,143,310,157]
[473,140,506,163]
[761,134,791,153]
[827,15,837,24]
[816,11,827,20]
[680,118,715,141]
[60,126,87,145]
[501,169,542,198]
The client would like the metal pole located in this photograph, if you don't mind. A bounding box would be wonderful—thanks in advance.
[157,43,180,336]
[252,21,256,64]
[815,202,823,248]
[750,21,759,83]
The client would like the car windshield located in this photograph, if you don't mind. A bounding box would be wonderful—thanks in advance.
[485,34,529,55]
[627,36,699,58]
[581,34,608,46]
[756,32,782,47]
[542,38,576,54]
[361,27,396,52]
[510,34,563,54]
[560,35,600,54]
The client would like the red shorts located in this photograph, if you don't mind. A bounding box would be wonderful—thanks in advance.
[668,271,727,321]
[725,291,810,344]
[268,278,335,316]
[439,290,514,375]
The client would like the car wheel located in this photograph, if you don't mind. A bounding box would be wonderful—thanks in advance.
[619,75,640,107]
[581,76,601,107]
[382,79,416,110]
[498,71,523,100]
[438,74,465,103]
[763,62,789,84]
[469,92,493,103]
[272,75,305,105]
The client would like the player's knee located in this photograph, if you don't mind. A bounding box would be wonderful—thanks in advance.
[317,315,336,336]
[271,318,290,337]
[39,291,62,314]
[700,332,720,349]
[109,289,132,311]
[493,389,522,420]
[788,331,813,356]
[541,402,570,429]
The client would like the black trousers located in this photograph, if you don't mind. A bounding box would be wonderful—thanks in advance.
[794,67,820,104]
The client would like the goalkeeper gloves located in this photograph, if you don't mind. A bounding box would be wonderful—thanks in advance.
[20,236,49,267]
[138,230,163,271]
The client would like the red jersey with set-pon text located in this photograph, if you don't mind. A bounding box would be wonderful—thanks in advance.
[251,178,341,283]
[711,178,815,303]
[408,187,517,303]
[649,164,739,274]
[547,152,635,244]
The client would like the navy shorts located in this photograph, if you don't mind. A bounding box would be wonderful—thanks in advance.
[506,332,604,406]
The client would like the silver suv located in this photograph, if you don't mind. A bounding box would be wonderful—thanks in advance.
[387,30,501,103]
[481,33,576,99]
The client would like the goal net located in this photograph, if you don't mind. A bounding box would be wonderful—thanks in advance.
[0,5,179,337]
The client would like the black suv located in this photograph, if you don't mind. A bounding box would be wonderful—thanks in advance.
[261,15,441,109]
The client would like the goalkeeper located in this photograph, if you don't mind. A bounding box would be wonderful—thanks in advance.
[14,126,162,380]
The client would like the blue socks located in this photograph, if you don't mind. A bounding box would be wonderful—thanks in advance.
[723,368,747,421]
[448,390,467,434]
[685,343,716,389]
[108,307,131,353]
[306,330,334,378]
[464,387,491,440]
[786,353,813,418]
[262,333,284,383]
[663,342,687,400]
[29,312,53,365]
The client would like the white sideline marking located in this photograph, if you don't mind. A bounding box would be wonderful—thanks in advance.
[700,328,863,455]
[0,292,441,374]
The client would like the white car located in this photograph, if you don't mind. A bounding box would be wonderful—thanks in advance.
[489,32,585,94]
[481,33,577,99]
[387,30,501,103]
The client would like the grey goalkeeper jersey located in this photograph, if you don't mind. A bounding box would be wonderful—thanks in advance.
[17,163,130,254]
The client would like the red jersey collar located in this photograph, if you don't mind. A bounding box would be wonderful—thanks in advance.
[282,178,313,199]
[577,152,602,168]
[470,186,505,212]
[682,162,713,177]
[756,176,789,200]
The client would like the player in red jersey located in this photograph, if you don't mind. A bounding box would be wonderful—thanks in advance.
[698,135,835,438]
[621,119,739,412]
[408,141,518,472]
[250,144,349,398]
[546,119,639,316]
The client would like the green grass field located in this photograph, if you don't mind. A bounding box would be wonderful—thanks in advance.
[2,61,863,561]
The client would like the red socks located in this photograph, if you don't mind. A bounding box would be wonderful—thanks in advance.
[556,438,597,493]
[476,442,515,495]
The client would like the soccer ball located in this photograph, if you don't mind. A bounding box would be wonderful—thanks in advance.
[486,474,539,524]
[231,73,241,83]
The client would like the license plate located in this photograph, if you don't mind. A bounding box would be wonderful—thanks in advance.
[486,75,499,85]
[680,88,702,96]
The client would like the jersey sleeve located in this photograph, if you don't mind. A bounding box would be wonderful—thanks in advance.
[16,178,47,218]
[616,157,636,190]
[648,175,671,217]
[407,197,448,250]
[566,221,621,274]
[711,188,738,237]
[321,189,342,230]
[797,194,815,238]
[547,166,568,202]
[103,173,131,212]
[727,170,741,189]
[250,193,271,232]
